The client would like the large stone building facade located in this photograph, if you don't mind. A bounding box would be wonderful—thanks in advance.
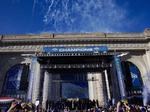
[0,28,150,107]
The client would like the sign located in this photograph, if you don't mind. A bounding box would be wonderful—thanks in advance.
[43,46,108,53]
[129,64,142,89]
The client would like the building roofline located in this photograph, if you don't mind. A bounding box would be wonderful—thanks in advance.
[0,28,150,43]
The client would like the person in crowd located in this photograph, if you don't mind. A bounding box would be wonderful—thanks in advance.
[7,100,22,112]
[7,100,35,112]
[7,98,150,112]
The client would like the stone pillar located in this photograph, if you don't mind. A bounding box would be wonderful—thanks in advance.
[31,59,41,103]
[42,71,51,109]
[27,57,36,101]
[143,50,150,90]
[95,73,106,106]
[114,55,126,99]
[87,73,94,100]
[145,51,150,74]
[104,70,111,100]
[88,72,106,106]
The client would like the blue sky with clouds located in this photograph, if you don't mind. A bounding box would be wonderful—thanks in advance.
[0,0,150,34]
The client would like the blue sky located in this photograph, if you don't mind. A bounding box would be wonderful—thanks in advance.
[0,0,150,34]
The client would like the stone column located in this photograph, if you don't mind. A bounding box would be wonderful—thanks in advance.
[31,59,41,103]
[114,55,126,99]
[42,71,51,109]
[104,70,111,100]
[27,57,36,102]
[146,51,150,74]
[87,73,94,100]
[88,72,106,106]
[143,50,150,90]
[95,73,106,106]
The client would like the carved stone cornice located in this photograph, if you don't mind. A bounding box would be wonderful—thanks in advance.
[0,31,149,44]
[41,63,111,69]
[0,43,148,53]
[0,29,149,53]
[1,37,147,44]
[144,28,150,38]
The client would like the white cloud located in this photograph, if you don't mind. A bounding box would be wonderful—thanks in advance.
[32,0,38,14]
[35,0,129,32]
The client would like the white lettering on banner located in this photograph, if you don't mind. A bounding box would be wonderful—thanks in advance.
[131,72,138,83]
[52,48,58,51]
[43,46,108,53]
[59,48,93,52]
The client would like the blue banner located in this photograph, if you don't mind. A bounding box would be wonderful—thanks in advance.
[43,46,108,53]
[4,65,23,92]
[129,64,142,89]
[114,55,126,98]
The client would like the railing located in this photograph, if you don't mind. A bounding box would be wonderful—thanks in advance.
[41,63,112,69]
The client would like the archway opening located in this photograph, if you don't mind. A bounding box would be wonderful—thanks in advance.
[122,61,143,104]
[2,64,29,100]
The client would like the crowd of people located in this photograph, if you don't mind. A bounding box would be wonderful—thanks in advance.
[45,99,99,111]
[3,98,150,112]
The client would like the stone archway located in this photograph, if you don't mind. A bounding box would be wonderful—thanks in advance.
[2,64,29,99]
[122,61,143,97]
[127,56,147,86]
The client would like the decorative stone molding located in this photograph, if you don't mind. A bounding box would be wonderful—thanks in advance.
[127,56,148,85]
[0,43,148,53]
[144,28,150,37]
[1,28,149,44]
